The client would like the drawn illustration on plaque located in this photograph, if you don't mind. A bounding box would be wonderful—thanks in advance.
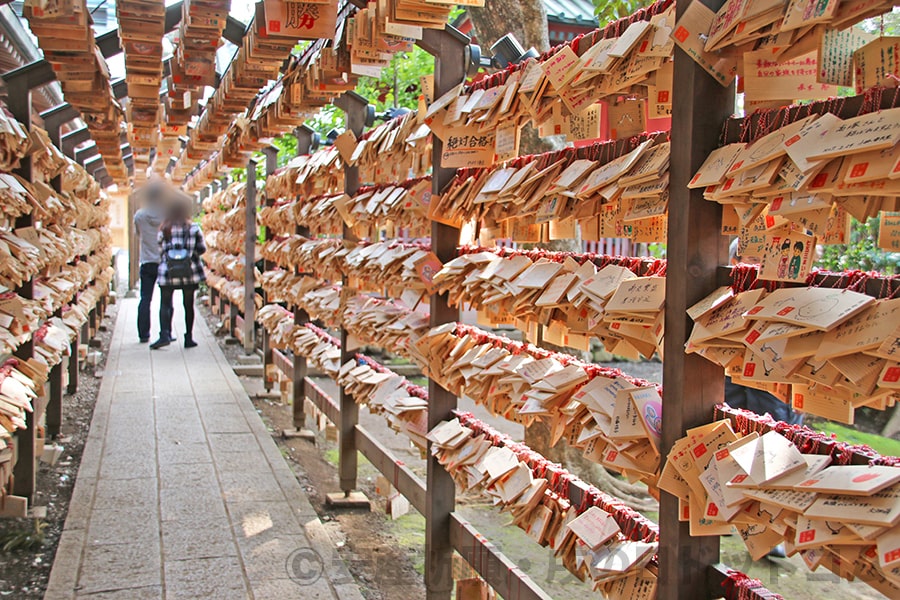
[788,240,805,279]
[741,523,767,538]
[748,131,787,162]
[825,521,843,535]
[776,239,792,278]
[754,504,778,524]
[733,163,764,188]
[643,401,662,437]
[805,358,827,376]
[653,17,673,47]
[616,112,634,128]
[806,0,832,19]
[797,294,841,320]
[758,342,782,376]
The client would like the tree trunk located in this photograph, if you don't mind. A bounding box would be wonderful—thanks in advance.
[467,1,556,156]
[882,404,900,439]
[466,1,550,56]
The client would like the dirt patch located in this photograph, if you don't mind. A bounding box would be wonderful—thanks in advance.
[200,300,426,600]
[0,303,117,599]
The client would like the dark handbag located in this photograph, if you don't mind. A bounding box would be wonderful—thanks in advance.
[165,247,193,280]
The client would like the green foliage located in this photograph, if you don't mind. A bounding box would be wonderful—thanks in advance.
[0,519,46,552]
[811,420,900,456]
[272,134,298,167]
[305,104,346,139]
[819,216,899,275]
[861,8,900,35]
[592,0,651,24]
[355,46,433,111]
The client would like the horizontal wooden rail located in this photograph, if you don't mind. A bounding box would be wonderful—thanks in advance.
[273,348,293,379]
[715,404,899,467]
[280,357,556,599]
[709,564,784,600]
[354,425,427,515]
[304,375,341,426]
[449,515,553,600]
[263,322,788,598]
[234,315,244,343]
[718,265,900,299]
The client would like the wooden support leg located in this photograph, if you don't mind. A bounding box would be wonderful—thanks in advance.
[326,91,370,512]
[660,1,733,598]
[67,330,79,394]
[292,311,308,430]
[417,27,467,600]
[47,361,63,439]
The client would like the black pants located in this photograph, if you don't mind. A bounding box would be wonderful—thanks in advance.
[159,285,197,342]
[138,262,159,340]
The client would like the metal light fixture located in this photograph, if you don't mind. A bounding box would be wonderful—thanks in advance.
[376,107,412,122]
[467,33,539,75]
[490,34,539,69]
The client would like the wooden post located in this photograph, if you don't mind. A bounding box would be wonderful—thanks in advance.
[291,126,315,430]
[661,1,734,598]
[3,64,43,504]
[243,158,258,354]
[41,106,76,439]
[67,327,79,395]
[260,146,279,389]
[418,27,467,600]
[327,92,370,509]
[128,190,139,292]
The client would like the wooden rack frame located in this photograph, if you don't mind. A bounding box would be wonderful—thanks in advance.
[0,70,111,510]
[185,1,900,598]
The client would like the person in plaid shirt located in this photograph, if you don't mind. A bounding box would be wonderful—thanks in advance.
[150,200,207,350]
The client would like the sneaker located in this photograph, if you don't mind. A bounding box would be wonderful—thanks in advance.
[149,338,171,350]
[184,337,198,349]
[139,338,149,344]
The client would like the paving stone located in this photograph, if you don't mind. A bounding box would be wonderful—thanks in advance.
[158,461,218,489]
[249,577,339,599]
[98,458,157,481]
[228,502,307,540]
[201,414,251,434]
[159,487,227,522]
[236,533,311,581]
[163,556,250,600]
[77,541,161,595]
[161,519,237,561]
[62,477,97,532]
[157,441,212,465]
[207,432,259,453]
[75,585,163,599]
[44,528,85,597]
[86,507,160,546]
[213,449,271,474]
[44,299,362,600]
[218,472,284,503]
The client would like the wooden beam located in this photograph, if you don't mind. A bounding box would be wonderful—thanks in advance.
[62,127,91,156]
[422,26,467,600]
[39,103,79,129]
[7,70,35,505]
[1,59,55,90]
[95,1,246,59]
[75,144,100,165]
[355,425,427,514]
[95,28,121,59]
[333,91,368,496]
[660,1,734,598]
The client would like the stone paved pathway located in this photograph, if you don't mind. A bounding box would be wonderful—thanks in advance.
[45,297,364,600]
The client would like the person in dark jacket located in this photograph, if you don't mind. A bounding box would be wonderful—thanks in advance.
[150,200,206,350]
[133,182,166,343]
